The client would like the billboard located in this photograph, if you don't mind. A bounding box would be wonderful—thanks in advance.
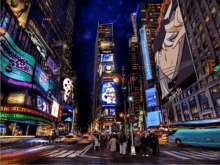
[47,57,58,74]
[34,64,49,93]
[102,82,116,106]
[6,0,31,28]
[110,108,116,116]
[102,63,114,74]
[51,100,59,118]
[7,93,25,104]
[60,78,74,105]
[101,54,113,62]
[140,27,152,80]
[153,0,196,100]
[37,96,47,113]
[146,87,157,107]
[0,32,35,82]
[102,108,115,116]
[37,96,43,110]
[146,111,163,127]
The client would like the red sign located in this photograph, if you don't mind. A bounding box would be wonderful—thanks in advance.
[57,105,63,122]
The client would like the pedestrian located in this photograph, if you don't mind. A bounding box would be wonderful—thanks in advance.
[140,132,149,157]
[149,133,157,155]
[121,132,127,155]
[118,132,123,155]
[109,134,119,159]
[134,134,141,154]
[94,135,100,151]
[127,133,131,152]
[100,133,105,150]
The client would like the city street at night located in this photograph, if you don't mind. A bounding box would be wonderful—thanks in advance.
[1,0,220,164]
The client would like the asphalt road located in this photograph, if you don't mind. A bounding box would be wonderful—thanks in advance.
[1,142,220,164]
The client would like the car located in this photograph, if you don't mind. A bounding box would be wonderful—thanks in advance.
[78,135,93,144]
[64,135,78,144]
[55,136,65,143]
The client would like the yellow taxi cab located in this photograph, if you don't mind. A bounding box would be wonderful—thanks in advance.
[78,134,93,144]
[64,135,78,144]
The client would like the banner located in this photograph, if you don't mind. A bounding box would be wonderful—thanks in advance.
[0,32,35,82]
[102,82,116,107]
[34,64,49,93]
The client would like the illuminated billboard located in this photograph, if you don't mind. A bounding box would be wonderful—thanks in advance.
[7,93,25,104]
[110,108,116,116]
[153,0,196,100]
[6,0,31,28]
[60,78,74,105]
[146,111,163,127]
[146,87,157,107]
[47,57,58,74]
[0,32,35,82]
[101,54,113,62]
[37,96,47,112]
[51,100,59,118]
[102,82,116,107]
[102,108,115,116]
[140,27,152,80]
[102,63,114,74]
[34,64,49,93]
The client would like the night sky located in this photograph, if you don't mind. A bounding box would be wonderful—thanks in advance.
[71,0,145,132]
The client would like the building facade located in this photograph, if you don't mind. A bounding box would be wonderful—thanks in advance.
[153,0,220,126]
[92,22,116,132]
[0,0,77,136]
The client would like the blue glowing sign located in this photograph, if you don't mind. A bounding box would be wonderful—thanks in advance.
[146,111,163,127]
[101,54,113,62]
[146,87,157,107]
[140,27,152,80]
[110,108,116,116]
[34,64,49,93]
[102,82,116,107]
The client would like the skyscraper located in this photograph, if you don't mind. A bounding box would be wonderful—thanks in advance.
[92,22,116,132]
[135,1,163,113]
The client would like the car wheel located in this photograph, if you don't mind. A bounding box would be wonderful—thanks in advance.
[176,139,182,146]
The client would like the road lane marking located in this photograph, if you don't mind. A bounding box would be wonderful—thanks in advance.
[161,151,190,160]
[170,151,204,160]
[47,150,68,157]
[42,149,62,156]
[80,143,93,155]
[57,151,75,157]
[188,151,219,160]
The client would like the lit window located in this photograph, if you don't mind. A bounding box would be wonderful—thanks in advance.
[189,38,192,43]
[198,72,202,78]
[196,38,200,45]
[201,33,205,40]
[184,16,187,21]
[204,66,208,73]
[199,24,203,31]
[205,15,209,22]
[213,74,218,80]
[211,7,216,14]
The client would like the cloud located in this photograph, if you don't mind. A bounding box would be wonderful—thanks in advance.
[83,30,92,40]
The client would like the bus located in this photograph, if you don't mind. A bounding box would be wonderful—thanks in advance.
[168,118,220,148]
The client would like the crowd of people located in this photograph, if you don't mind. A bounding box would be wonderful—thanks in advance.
[93,131,160,159]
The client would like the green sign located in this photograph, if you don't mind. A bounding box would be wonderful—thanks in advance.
[0,32,35,82]
[0,112,52,125]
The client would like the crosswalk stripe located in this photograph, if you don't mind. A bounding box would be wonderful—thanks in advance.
[188,151,219,160]
[42,149,62,156]
[47,150,68,157]
[161,151,190,160]
[201,151,220,155]
[170,151,203,160]
[57,151,75,157]
[194,151,220,158]
[68,151,81,157]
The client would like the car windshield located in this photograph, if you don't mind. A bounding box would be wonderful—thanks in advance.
[83,136,89,139]
[66,135,73,138]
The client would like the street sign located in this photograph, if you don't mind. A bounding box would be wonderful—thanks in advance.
[128,109,135,116]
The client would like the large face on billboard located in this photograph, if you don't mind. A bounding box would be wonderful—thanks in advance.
[146,87,157,107]
[62,78,74,105]
[101,54,113,62]
[0,32,35,82]
[6,0,31,28]
[154,0,196,99]
[102,82,116,106]
[34,64,49,93]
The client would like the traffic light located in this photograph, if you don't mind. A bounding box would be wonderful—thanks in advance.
[207,59,216,75]
[128,96,133,102]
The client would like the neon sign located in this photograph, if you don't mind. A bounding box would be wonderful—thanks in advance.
[34,64,49,93]
[0,106,53,121]
[140,27,152,80]
[0,112,52,125]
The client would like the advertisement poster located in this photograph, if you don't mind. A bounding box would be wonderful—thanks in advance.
[102,82,116,106]
[101,54,113,62]
[42,98,46,112]
[6,0,31,28]
[102,63,114,74]
[51,100,59,118]
[7,93,25,104]
[146,87,157,107]
[110,108,115,116]
[146,111,163,127]
[153,0,196,100]
[37,96,42,110]
[103,108,109,116]
[34,64,49,93]
[100,41,111,51]
[47,57,58,74]
[0,32,35,82]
